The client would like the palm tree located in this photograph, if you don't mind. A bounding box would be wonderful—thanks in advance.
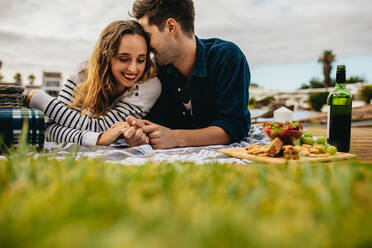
[318,50,335,91]
[14,72,22,85]
[28,74,36,85]
[0,60,3,82]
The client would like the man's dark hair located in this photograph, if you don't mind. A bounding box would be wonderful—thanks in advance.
[131,0,195,37]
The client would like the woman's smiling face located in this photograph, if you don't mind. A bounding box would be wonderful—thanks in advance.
[110,34,147,93]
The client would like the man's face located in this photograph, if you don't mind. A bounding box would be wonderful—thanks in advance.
[139,16,179,66]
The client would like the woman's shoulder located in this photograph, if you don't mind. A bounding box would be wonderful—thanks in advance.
[138,76,161,89]
[117,77,161,108]
[137,77,161,98]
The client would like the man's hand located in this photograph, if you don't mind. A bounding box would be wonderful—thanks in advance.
[97,121,148,146]
[124,117,149,147]
[143,122,180,149]
[125,116,231,149]
[126,116,179,149]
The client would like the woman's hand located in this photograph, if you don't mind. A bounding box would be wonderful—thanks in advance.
[25,89,39,107]
[97,122,130,146]
[97,121,149,146]
[124,116,150,147]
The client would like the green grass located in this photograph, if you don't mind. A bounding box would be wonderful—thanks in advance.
[0,144,371,248]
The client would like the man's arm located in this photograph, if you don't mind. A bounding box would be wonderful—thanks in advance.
[210,51,251,143]
[172,126,230,147]
[126,117,230,149]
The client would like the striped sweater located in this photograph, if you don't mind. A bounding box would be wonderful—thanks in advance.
[29,76,161,145]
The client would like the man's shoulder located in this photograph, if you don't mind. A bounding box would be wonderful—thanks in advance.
[200,37,244,58]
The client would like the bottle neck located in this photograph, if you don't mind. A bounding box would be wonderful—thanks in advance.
[336,82,346,89]
[336,70,346,89]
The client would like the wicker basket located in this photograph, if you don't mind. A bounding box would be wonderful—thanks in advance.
[0,85,25,108]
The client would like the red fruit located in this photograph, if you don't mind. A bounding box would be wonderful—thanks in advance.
[280,129,289,136]
[270,129,280,138]
[263,121,272,128]
[264,121,304,143]
[285,122,292,130]
[292,130,302,138]
[264,128,270,136]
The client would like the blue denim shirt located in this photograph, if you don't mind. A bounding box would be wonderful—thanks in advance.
[146,36,251,142]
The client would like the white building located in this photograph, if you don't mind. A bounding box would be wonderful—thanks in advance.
[275,82,369,110]
[249,85,280,101]
[42,72,62,97]
[249,82,369,110]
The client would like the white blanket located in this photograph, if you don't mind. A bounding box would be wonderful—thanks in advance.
[43,126,270,165]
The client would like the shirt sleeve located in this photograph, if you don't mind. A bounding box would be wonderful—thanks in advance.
[210,53,251,142]
[45,121,100,146]
[30,76,161,132]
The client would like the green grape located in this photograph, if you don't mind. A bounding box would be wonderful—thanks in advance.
[326,145,337,155]
[302,137,314,145]
[303,132,313,138]
[293,139,301,146]
[316,136,326,144]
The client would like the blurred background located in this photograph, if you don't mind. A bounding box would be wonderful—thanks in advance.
[0,0,371,92]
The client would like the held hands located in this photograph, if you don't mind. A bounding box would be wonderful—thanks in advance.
[97,121,149,146]
[126,116,180,149]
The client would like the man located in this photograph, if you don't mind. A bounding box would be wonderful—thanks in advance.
[127,0,251,149]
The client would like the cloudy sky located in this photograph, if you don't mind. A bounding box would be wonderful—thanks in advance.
[0,0,371,91]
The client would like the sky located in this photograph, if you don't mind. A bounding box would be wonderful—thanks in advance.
[0,0,371,92]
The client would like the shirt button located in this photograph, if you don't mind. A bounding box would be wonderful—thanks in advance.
[182,111,186,116]
[177,88,181,93]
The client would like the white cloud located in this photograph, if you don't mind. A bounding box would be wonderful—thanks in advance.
[194,0,372,65]
[0,0,371,84]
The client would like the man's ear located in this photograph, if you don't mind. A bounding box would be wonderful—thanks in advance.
[166,18,177,34]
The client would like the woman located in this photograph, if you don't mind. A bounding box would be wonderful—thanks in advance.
[27,20,161,146]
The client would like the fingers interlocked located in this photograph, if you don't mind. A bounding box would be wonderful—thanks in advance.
[124,116,149,147]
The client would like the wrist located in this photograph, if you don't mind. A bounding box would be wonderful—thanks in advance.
[96,133,104,145]
[96,134,102,145]
[173,129,186,148]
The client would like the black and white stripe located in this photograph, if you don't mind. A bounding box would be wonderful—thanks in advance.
[44,77,159,145]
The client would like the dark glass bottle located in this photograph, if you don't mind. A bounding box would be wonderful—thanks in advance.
[327,65,352,152]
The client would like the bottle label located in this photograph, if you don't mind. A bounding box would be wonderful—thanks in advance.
[326,105,330,139]
[332,98,348,105]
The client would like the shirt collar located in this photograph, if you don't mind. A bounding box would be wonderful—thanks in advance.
[163,35,208,78]
[192,36,208,78]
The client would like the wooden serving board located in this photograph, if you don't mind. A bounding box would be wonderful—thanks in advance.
[217,148,356,165]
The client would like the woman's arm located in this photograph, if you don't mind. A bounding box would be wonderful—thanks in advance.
[45,121,100,145]
[45,120,139,146]
[29,77,161,132]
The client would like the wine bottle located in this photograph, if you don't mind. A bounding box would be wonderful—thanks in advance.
[327,65,352,152]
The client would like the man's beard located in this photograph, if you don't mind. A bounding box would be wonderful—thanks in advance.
[155,43,180,66]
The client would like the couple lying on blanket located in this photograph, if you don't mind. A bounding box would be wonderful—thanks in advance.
[26,3,250,149]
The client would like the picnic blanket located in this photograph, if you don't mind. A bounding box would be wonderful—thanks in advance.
[42,125,270,165]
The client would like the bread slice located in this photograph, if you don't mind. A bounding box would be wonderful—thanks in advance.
[265,138,283,157]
